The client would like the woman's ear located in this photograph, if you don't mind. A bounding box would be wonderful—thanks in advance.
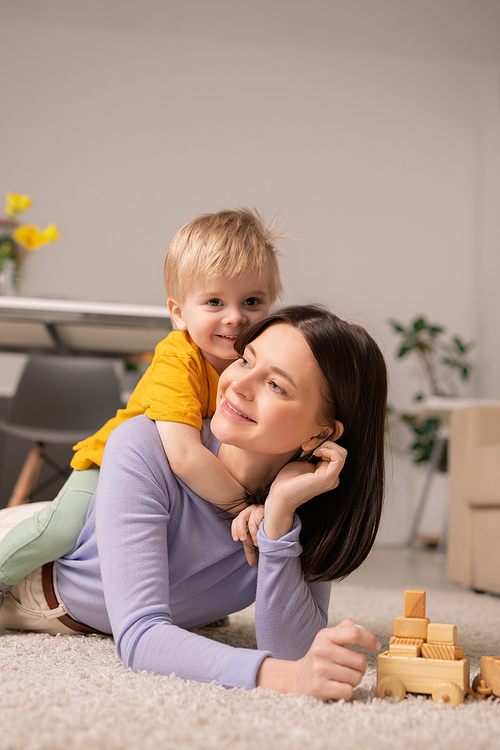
[300,427,332,454]
[167,298,187,331]
[300,421,344,453]
[331,420,344,441]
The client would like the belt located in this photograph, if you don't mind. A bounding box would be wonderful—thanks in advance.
[41,562,110,637]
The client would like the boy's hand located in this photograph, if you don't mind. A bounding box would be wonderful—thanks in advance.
[231,504,265,567]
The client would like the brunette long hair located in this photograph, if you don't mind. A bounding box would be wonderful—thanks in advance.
[234,305,388,583]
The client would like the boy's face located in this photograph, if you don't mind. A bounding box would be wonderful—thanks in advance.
[168,271,272,375]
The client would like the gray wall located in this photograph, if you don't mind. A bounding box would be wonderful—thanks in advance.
[1,0,499,540]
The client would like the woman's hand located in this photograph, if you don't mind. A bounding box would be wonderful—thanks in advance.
[264,441,347,540]
[232,504,265,567]
[256,619,381,701]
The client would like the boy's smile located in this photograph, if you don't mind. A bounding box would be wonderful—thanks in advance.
[168,271,272,375]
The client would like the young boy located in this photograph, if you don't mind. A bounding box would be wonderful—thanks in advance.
[0,208,283,595]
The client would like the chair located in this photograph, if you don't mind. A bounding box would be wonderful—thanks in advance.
[0,355,123,506]
[406,397,498,551]
[446,405,500,594]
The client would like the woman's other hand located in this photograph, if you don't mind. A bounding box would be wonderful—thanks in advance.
[231,504,265,566]
[256,619,381,701]
[264,441,347,540]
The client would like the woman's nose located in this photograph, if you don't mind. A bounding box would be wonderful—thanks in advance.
[230,373,254,400]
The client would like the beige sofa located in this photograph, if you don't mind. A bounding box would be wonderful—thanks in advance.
[447,405,500,594]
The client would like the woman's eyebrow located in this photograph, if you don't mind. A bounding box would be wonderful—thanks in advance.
[271,367,297,390]
[246,344,297,390]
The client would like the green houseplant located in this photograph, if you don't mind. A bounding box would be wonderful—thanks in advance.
[388,316,474,471]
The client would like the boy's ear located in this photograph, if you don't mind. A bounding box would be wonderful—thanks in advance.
[300,421,344,453]
[167,298,187,331]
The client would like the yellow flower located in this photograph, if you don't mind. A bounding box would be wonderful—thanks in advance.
[14,223,61,251]
[41,223,61,242]
[5,193,32,218]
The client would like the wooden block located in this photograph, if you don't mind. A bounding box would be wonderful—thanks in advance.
[427,623,457,645]
[404,590,426,619]
[393,616,429,640]
[422,643,463,661]
[481,656,500,698]
[390,637,424,648]
[389,642,421,657]
[377,652,470,697]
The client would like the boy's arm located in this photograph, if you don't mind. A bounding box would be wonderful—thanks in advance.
[156,420,245,511]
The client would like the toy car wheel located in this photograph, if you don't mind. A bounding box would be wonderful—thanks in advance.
[376,676,406,701]
[469,673,493,699]
[472,673,482,693]
[432,681,463,707]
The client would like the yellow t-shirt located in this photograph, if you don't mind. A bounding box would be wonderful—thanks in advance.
[71,331,220,470]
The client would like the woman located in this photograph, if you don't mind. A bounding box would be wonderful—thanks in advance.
[0,306,387,701]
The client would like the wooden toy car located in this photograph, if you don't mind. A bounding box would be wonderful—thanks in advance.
[376,590,470,707]
[377,650,470,706]
[469,656,500,699]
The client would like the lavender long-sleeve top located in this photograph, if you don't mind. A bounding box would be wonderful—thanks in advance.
[56,416,331,689]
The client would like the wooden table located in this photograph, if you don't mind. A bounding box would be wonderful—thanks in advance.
[0,296,171,357]
[0,297,171,505]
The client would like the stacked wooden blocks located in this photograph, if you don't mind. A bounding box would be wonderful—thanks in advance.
[389,590,463,661]
[377,589,470,705]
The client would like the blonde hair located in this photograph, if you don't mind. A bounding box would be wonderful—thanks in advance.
[164,208,284,304]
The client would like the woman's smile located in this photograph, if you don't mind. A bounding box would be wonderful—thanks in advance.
[220,398,256,422]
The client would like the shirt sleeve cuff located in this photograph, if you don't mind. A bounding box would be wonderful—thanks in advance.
[256,515,303,557]
[220,648,273,690]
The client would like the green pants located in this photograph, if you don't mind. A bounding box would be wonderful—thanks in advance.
[0,468,99,588]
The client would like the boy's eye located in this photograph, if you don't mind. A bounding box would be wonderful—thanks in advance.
[243,297,261,307]
[206,298,222,307]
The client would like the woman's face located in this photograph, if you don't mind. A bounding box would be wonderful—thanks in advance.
[211,322,332,457]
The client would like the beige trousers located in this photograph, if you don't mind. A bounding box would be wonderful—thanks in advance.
[0,503,75,635]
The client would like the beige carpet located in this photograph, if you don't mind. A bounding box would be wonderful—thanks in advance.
[2,584,500,750]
